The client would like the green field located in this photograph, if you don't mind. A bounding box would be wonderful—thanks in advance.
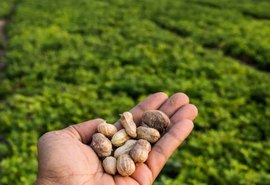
[0,0,270,184]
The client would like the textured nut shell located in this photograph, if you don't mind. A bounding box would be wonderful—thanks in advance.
[136,139,151,152]
[142,110,170,133]
[90,133,112,157]
[119,112,137,138]
[102,156,117,175]
[97,122,117,138]
[111,129,130,147]
[137,126,160,143]
[130,139,151,163]
[140,122,149,127]
[117,154,136,176]
[130,150,149,163]
[114,139,137,158]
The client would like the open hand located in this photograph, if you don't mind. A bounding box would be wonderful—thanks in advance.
[35,92,198,185]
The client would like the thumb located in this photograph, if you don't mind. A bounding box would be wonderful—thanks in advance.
[63,118,105,144]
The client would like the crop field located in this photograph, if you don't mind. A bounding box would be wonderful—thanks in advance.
[0,0,270,184]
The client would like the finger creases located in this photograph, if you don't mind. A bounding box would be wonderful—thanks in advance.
[171,104,198,123]
[146,119,194,179]
[130,163,153,185]
[159,92,190,117]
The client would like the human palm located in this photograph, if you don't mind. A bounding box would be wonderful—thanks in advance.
[36,92,198,185]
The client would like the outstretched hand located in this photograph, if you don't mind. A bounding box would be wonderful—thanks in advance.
[35,92,198,185]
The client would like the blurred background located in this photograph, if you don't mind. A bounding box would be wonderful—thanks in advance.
[0,0,270,184]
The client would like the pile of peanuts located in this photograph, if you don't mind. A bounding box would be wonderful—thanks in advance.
[90,110,170,176]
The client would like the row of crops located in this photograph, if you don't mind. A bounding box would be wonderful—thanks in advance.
[139,0,270,70]
[0,0,270,184]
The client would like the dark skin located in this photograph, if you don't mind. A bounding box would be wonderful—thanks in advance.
[36,92,198,185]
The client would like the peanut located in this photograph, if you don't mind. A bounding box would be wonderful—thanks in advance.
[117,154,136,176]
[102,156,117,175]
[142,110,170,133]
[136,126,160,143]
[130,139,151,163]
[111,129,130,147]
[114,139,137,158]
[119,112,137,138]
[90,133,112,157]
[97,122,117,138]
[90,109,172,177]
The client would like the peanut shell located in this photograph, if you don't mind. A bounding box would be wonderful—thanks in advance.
[119,112,137,138]
[111,129,130,147]
[130,139,151,163]
[97,122,117,138]
[136,126,160,143]
[114,139,137,158]
[90,133,112,157]
[117,154,135,176]
[142,110,170,133]
[102,156,117,175]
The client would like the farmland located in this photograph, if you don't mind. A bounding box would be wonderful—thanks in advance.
[0,0,270,184]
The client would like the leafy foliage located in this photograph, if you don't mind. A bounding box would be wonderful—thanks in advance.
[143,0,270,70]
[0,0,270,184]
[0,0,14,17]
